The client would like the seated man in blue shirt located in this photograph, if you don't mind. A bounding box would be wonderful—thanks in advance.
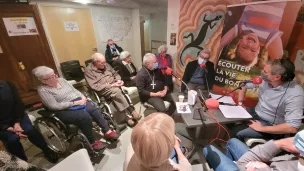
[181,49,216,92]
[236,59,304,140]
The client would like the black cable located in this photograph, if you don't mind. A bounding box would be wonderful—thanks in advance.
[272,81,290,125]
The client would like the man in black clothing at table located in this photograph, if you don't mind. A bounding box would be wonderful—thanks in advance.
[136,53,176,115]
[0,80,58,163]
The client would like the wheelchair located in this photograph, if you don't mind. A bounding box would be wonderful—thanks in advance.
[34,99,119,158]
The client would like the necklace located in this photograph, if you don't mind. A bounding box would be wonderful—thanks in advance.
[145,67,156,89]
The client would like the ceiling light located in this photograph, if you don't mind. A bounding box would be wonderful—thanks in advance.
[74,0,88,4]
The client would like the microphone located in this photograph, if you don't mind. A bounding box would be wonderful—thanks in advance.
[165,68,181,81]
[165,68,190,92]
[216,77,262,101]
[233,77,263,85]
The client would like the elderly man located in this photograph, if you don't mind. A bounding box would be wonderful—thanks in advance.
[203,130,304,171]
[181,49,215,92]
[85,53,140,127]
[136,53,176,115]
[105,39,123,65]
[236,59,304,140]
[112,51,137,87]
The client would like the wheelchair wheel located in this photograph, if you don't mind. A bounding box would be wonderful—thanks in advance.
[34,118,67,154]
[103,112,120,134]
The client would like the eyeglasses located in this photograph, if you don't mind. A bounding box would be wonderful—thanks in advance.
[43,73,58,81]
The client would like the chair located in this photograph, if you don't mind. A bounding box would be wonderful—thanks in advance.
[60,60,85,82]
[245,138,267,147]
[48,149,94,171]
[34,100,119,157]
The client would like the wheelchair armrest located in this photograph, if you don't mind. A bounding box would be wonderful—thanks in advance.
[37,110,56,118]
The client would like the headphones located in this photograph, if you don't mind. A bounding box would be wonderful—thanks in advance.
[279,58,295,82]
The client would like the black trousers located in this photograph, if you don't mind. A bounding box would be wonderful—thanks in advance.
[56,101,109,143]
[0,114,49,161]
[147,93,176,115]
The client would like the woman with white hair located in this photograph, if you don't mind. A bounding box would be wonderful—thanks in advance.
[123,113,191,171]
[156,45,174,92]
[32,66,120,151]
[112,51,137,87]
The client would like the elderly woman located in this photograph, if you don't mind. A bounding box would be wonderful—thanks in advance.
[112,51,137,87]
[156,45,174,92]
[123,113,191,171]
[32,66,119,151]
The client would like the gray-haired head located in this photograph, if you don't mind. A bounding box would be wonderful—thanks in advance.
[158,45,167,54]
[143,53,156,66]
[107,39,113,43]
[32,66,54,80]
[91,53,105,62]
[120,51,131,60]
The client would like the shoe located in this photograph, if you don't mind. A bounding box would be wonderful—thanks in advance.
[43,147,59,163]
[91,140,107,151]
[104,130,120,140]
[131,111,142,121]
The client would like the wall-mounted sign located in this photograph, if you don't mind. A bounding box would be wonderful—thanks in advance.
[3,17,38,36]
[64,21,79,32]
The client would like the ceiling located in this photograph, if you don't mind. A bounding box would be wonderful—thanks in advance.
[30,0,168,13]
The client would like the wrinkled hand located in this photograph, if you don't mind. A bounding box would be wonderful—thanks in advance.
[160,89,167,97]
[117,80,124,86]
[14,123,23,133]
[248,120,264,132]
[246,161,269,171]
[7,127,14,132]
[275,137,298,153]
[75,99,86,106]
[81,96,87,105]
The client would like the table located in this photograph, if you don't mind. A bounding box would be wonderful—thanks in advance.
[171,92,250,160]
[171,92,250,128]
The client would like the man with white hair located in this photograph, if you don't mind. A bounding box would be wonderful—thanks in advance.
[136,53,176,115]
[85,53,140,127]
[112,51,137,87]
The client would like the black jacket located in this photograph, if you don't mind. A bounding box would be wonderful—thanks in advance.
[136,67,167,102]
[0,81,25,131]
[105,44,123,64]
[181,60,215,92]
[112,60,137,87]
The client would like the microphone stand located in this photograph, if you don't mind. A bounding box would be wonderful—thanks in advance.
[216,83,244,100]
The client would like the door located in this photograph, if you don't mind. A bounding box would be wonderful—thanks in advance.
[0,4,57,105]
[39,6,97,66]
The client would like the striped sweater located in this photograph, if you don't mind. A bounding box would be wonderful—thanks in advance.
[37,78,83,111]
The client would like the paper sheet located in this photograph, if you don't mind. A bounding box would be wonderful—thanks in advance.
[210,93,236,105]
[176,102,191,114]
[219,105,252,119]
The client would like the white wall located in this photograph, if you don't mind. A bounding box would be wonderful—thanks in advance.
[31,1,142,70]
[150,12,167,42]
[166,0,180,70]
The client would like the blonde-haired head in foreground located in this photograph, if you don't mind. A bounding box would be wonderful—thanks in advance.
[131,113,176,171]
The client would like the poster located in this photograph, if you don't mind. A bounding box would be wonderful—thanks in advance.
[170,33,177,45]
[294,49,304,88]
[214,1,301,107]
[64,21,79,32]
[3,17,38,36]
